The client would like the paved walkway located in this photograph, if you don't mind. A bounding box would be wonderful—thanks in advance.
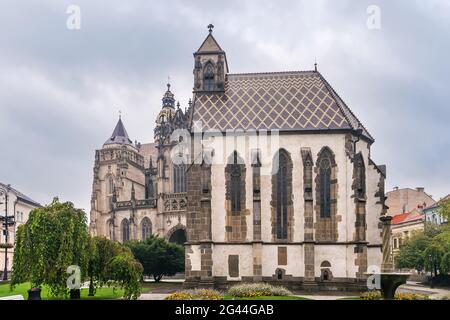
[397,281,450,299]
[138,293,170,300]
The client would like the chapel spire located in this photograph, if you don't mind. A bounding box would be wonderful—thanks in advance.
[193,25,228,93]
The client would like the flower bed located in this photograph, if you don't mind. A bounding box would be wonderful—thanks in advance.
[360,291,429,300]
[165,289,224,300]
[227,283,292,298]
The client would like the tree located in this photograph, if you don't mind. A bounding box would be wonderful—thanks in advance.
[106,249,143,300]
[126,236,184,282]
[11,198,90,299]
[395,232,431,272]
[439,199,450,224]
[88,236,143,300]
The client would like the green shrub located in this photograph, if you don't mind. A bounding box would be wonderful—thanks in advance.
[228,283,292,298]
[165,289,223,300]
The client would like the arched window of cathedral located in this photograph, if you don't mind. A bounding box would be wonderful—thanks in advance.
[354,153,366,200]
[203,62,215,91]
[225,151,247,240]
[107,177,114,209]
[173,164,187,193]
[141,217,152,240]
[230,152,241,212]
[107,219,114,240]
[145,180,154,199]
[277,151,288,238]
[318,149,333,218]
[121,218,130,243]
[271,149,293,240]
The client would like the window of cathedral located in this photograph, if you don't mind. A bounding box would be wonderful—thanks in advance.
[107,219,114,240]
[314,147,339,242]
[318,149,334,218]
[141,218,152,240]
[354,153,366,200]
[122,218,130,242]
[173,164,187,193]
[203,62,215,91]
[276,151,289,239]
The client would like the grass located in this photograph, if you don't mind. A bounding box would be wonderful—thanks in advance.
[0,282,124,300]
[224,295,310,300]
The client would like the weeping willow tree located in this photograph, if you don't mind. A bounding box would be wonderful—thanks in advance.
[11,198,90,299]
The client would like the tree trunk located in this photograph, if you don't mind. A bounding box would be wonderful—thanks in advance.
[153,274,163,282]
[88,277,95,296]
[70,289,81,300]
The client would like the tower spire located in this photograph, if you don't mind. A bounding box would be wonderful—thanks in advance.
[208,23,214,33]
[104,115,132,146]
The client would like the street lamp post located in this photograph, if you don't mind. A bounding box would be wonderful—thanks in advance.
[0,184,11,281]
[429,254,434,289]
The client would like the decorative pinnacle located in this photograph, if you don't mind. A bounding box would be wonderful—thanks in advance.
[314,58,318,72]
[208,24,214,33]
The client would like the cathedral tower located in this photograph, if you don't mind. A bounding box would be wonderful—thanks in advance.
[193,24,228,93]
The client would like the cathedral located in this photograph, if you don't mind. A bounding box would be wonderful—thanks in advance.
[90,26,387,292]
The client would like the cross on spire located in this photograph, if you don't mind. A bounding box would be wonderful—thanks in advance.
[208,24,214,33]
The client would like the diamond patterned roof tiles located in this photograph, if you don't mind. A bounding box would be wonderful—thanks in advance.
[191,71,373,142]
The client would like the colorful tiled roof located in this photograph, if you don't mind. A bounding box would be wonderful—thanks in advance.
[392,210,425,225]
[191,71,373,141]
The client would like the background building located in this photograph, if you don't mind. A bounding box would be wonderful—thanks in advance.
[423,194,449,226]
[89,85,189,245]
[386,187,436,216]
[0,182,40,279]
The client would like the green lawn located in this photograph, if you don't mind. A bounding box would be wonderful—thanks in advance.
[224,295,310,300]
[0,282,124,300]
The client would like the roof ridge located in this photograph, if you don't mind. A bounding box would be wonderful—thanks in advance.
[316,72,374,142]
[228,70,316,77]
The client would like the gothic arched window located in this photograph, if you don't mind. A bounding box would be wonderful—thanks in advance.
[354,153,366,199]
[316,147,336,220]
[145,180,154,199]
[276,151,289,239]
[319,153,332,218]
[121,218,130,243]
[203,62,215,91]
[107,177,114,209]
[141,218,152,240]
[230,152,242,213]
[173,164,186,193]
[107,219,114,240]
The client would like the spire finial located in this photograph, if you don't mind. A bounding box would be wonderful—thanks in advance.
[167,76,171,91]
[119,110,122,119]
[314,58,318,72]
[208,24,214,33]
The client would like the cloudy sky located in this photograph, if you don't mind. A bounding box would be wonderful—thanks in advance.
[0,0,449,212]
